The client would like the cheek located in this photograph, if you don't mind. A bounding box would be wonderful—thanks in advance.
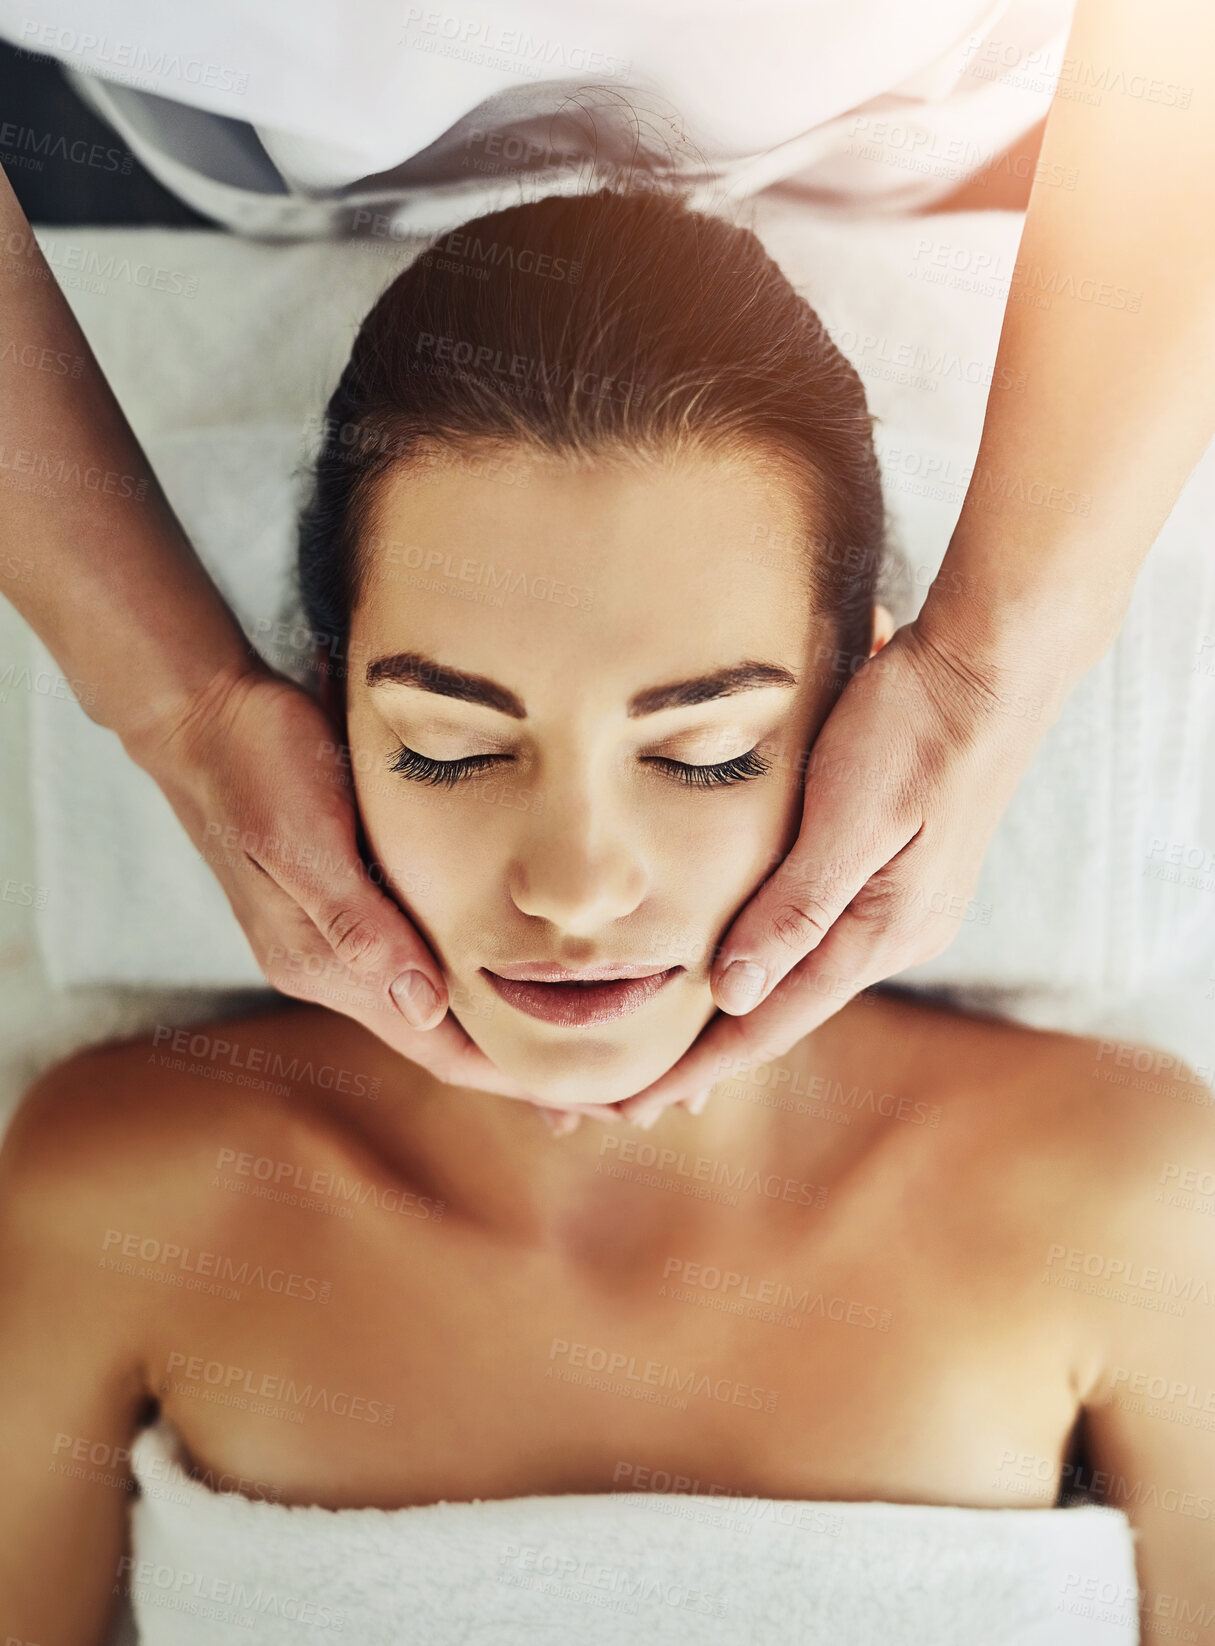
[664,766,804,933]
[350,751,504,962]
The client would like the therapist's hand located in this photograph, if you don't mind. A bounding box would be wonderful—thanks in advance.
[128,661,537,1096]
[616,605,1071,1126]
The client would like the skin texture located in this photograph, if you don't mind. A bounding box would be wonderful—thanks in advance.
[1,450,1213,1645]
[2,997,1214,1645]
[638,0,1215,1125]
[344,446,850,1109]
[4,0,1213,1111]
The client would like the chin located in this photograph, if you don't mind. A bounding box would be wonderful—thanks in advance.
[450,994,714,1109]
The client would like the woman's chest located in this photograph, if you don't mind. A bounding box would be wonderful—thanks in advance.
[149,1188,1080,1513]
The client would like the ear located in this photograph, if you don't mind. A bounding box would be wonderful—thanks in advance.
[869,604,895,657]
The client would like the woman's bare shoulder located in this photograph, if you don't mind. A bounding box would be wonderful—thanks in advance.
[0,1003,394,1243]
[840,989,1215,1226]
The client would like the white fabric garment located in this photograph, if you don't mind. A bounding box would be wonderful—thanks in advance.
[0,0,1075,233]
[109,1416,1139,1646]
[24,204,1215,1082]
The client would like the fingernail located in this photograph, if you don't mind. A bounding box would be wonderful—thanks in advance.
[632,1102,664,1130]
[390,970,441,1029]
[686,1087,713,1116]
[716,960,767,1013]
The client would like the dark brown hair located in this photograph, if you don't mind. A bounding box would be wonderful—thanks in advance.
[298,186,885,673]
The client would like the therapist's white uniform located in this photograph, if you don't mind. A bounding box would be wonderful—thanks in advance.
[0,0,1074,236]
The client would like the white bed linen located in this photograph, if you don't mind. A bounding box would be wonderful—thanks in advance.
[18,205,1215,1082]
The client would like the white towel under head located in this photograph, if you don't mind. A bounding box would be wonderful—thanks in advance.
[25,206,1215,1077]
[113,1417,1140,1646]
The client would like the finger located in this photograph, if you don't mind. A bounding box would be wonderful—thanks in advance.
[241,884,537,1098]
[720,867,944,1059]
[378,1014,536,1096]
[616,1011,761,1122]
[711,765,920,1014]
[242,905,534,1099]
[537,1108,582,1137]
[620,916,893,1127]
[563,1102,625,1123]
[265,847,451,1033]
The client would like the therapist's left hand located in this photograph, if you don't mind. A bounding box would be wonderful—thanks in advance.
[611,605,1073,1128]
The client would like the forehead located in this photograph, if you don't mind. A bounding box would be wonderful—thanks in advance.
[351,448,816,696]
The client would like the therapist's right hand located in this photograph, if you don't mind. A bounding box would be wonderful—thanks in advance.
[128,660,539,1097]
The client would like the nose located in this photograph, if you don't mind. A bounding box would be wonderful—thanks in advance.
[507,783,649,936]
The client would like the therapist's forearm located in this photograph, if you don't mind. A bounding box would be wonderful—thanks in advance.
[0,167,254,755]
[924,0,1215,685]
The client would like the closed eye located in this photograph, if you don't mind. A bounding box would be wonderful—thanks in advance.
[388,746,506,787]
[642,749,772,787]
[386,745,772,789]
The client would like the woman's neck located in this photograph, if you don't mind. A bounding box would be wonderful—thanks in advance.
[353,1006,897,1264]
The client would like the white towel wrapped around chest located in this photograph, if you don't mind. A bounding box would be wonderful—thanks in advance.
[114,1419,1140,1646]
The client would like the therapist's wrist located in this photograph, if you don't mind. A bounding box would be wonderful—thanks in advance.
[917,548,1132,706]
[116,644,269,780]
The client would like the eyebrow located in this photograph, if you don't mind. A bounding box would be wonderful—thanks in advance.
[365,652,797,718]
[366,652,526,716]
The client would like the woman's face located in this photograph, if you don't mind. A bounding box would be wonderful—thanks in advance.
[345,444,851,1108]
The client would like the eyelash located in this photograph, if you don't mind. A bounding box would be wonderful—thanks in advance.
[386,745,773,789]
[643,750,772,787]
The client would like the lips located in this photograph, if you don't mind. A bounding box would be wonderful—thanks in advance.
[481,965,682,1027]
